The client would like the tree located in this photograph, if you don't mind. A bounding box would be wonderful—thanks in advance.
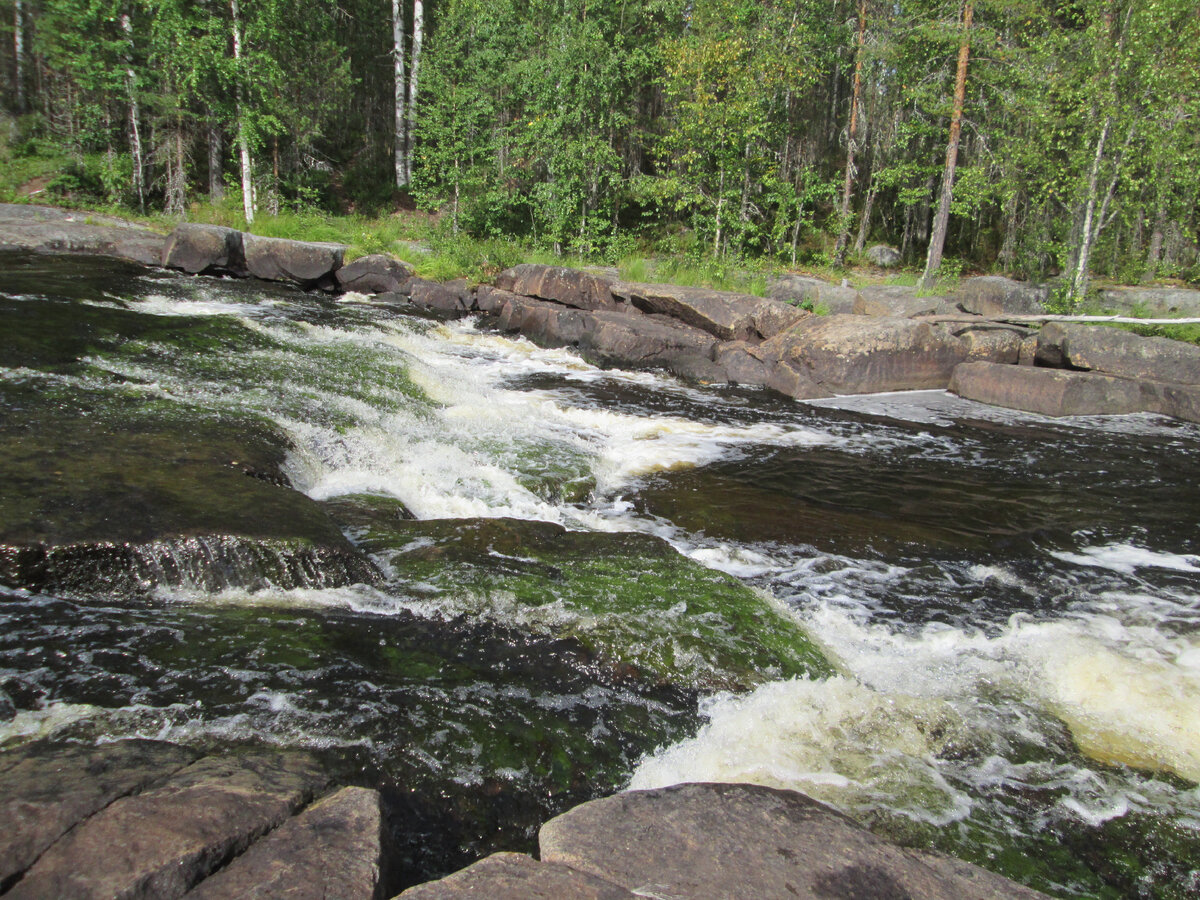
[920,0,973,289]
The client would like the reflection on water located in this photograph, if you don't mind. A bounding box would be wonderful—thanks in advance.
[2,252,1200,896]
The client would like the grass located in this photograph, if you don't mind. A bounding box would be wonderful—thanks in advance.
[617,254,774,296]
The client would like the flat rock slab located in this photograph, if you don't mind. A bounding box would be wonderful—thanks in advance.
[1038,322,1200,385]
[188,786,382,900]
[243,234,346,287]
[7,750,328,900]
[612,281,795,341]
[949,361,1149,417]
[538,783,1047,900]
[956,276,1049,316]
[397,852,636,899]
[0,219,166,267]
[0,740,198,889]
[1095,286,1200,317]
[494,264,615,310]
[578,309,718,369]
[763,315,968,393]
[853,285,942,318]
[769,276,858,315]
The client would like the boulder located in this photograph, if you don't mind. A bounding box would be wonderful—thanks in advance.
[0,740,198,889]
[949,361,1150,417]
[7,751,328,900]
[762,315,968,393]
[866,244,902,267]
[163,224,246,276]
[494,264,615,311]
[335,254,413,295]
[538,783,1047,900]
[714,342,775,386]
[474,285,517,314]
[611,281,759,341]
[187,786,382,900]
[409,277,471,315]
[1094,286,1200,317]
[243,233,346,288]
[958,328,1025,364]
[749,297,809,339]
[0,204,168,267]
[956,276,1049,317]
[765,358,830,400]
[576,310,718,370]
[853,285,942,318]
[398,852,636,900]
[769,275,858,315]
[1039,323,1200,385]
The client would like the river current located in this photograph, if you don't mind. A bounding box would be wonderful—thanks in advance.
[1,253,1198,896]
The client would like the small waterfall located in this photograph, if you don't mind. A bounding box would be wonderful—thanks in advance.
[1,536,380,597]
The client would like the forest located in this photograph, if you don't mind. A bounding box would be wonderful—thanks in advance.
[2,0,1199,295]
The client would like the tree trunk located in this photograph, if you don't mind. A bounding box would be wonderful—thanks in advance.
[14,0,25,113]
[853,177,876,253]
[231,0,254,224]
[405,0,424,186]
[920,1,972,290]
[833,0,867,267]
[1143,203,1166,282]
[208,125,224,200]
[1070,114,1110,298]
[392,0,407,188]
[120,12,145,212]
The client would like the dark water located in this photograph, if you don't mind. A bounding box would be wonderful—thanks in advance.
[1,252,1199,897]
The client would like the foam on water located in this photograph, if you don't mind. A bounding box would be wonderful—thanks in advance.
[1051,543,1200,575]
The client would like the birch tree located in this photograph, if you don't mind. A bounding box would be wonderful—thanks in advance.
[392,0,406,187]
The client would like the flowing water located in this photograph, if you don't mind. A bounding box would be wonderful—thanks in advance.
[1,252,1199,897]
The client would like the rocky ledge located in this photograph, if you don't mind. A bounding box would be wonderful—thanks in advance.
[400,782,1048,899]
[0,740,383,899]
[5,203,1200,423]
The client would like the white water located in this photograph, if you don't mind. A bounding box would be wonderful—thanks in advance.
[58,284,1200,866]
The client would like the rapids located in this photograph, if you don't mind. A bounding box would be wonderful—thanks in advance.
[1,252,1198,897]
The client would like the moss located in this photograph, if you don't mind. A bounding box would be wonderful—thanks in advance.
[352,516,832,689]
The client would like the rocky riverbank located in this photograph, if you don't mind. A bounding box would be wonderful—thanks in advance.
[5,203,1200,423]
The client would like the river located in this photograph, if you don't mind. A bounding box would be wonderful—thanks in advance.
[1,252,1198,897]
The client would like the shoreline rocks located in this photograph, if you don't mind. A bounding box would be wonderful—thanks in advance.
[400,782,1048,899]
[5,202,1200,423]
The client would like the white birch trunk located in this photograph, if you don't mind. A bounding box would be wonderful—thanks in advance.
[14,0,25,113]
[392,0,407,188]
[405,0,424,186]
[1071,115,1110,299]
[231,0,254,224]
[120,13,145,211]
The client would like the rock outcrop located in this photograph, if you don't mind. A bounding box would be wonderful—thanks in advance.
[336,253,414,294]
[1036,322,1200,384]
[0,741,387,900]
[0,203,166,266]
[956,275,1050,316]
[399,782,1048,900]
[242,233,346,288]
[852,284,943,318]
[162,223,246,276]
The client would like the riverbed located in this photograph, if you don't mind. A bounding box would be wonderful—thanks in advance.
[1,252,1198,897]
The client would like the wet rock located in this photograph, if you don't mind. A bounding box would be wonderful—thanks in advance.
[956,276,1049,316]
[577,310,718,370]
[494,264,615,311]
[853,285,942,318]
[0,740,198,890]
[7,750,327,900]
[163,224,247,276]
[409,277,471,315]
[769,275,858,315]
[243,233,346,288]
[335,254,413,295]
[611,281,760,341]
[949,361,1149,417]
[1041,323,1200,385]
[538,782,1048,900]
[0,406,377,596]
[866,244,902,268]
[0,687,14,722]
[398,852,635,899]
[762,315,968,393]
[474,285,516,314]
[187,786,382,900]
